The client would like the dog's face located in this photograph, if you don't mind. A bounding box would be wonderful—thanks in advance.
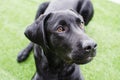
[25,10,97,64]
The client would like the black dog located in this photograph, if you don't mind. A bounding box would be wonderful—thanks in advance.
[17,0,97,80]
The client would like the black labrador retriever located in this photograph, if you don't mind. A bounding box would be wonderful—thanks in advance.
[17,0,97,80]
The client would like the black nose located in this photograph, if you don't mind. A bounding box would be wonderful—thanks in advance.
[82,40,97,52]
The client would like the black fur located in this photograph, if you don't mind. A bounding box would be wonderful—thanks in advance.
[17,0,97,80]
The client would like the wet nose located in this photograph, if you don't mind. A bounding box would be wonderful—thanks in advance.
[82,40,97,52]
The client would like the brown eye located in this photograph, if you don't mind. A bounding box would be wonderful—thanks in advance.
[57,25,65,32]
[80,22,84,29]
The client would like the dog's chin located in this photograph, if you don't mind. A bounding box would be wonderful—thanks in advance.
[73,56,93,64]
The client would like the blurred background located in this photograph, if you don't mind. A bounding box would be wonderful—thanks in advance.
[0,0,120,80]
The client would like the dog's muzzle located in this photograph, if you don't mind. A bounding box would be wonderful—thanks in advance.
[71,40,97,64]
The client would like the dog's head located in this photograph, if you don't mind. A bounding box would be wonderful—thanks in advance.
[25,10,97,64]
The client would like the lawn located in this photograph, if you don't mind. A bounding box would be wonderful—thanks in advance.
[0,0,120,80]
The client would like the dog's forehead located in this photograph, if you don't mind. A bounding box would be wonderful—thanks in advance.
[51,10,83,21]
[46,10,84,31]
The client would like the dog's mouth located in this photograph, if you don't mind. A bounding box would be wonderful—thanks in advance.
[69,50,96,64]
[73,56,93,64]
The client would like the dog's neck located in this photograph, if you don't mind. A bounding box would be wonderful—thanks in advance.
[43,49,75,74]
[45,50,65,71]
[34,45,77,79]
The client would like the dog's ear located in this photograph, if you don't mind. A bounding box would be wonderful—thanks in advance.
[79,0,94,25]
[24,13,52,49]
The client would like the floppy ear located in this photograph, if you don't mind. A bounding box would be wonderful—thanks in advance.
[24,13,52,49]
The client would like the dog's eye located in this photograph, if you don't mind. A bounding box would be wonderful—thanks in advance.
[76,18,84,29]
[80,22,84,29]
[56,25,66,33]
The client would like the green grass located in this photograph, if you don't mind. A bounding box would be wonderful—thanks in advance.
[0,0,120,80]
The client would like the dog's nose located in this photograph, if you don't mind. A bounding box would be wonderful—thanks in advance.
[82,40,97,52]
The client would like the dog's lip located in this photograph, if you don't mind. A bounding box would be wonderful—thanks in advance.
[73,56,93,64]
[72,51,96,64]
[81,56,93,62]
[80,51,96,59]
[67,50,96,64]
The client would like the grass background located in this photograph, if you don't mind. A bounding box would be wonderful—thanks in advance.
[0,0,120,80]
